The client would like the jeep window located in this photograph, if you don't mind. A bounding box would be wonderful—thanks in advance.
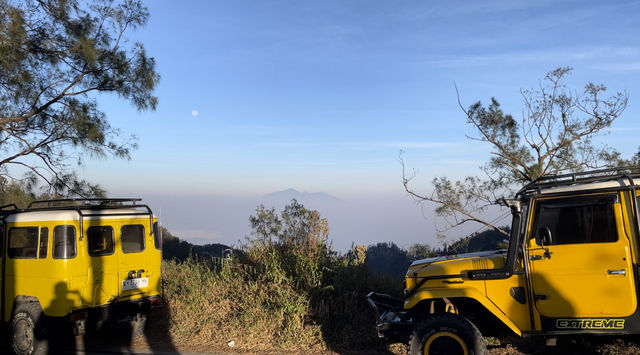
[533,195,617,245]
[39,227,48,259]
[121,224,145,253]
[8,227,38,259]
[88,226,115,256]
[153,222,161,250]
[53,225,77,259]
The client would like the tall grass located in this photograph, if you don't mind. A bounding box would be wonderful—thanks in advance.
[155,200,403,352]
[158,251,400,352]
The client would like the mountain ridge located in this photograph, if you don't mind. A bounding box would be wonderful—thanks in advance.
[261,188,340,202]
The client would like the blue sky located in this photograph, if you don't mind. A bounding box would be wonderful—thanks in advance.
[80,0,640,247]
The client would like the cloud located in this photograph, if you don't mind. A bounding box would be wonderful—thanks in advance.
[425,46,640,70]
[610,127,640,132]
[407,0,558,19]
[339,141,461,150]
[589,62,640,73]
[254,140,462,150]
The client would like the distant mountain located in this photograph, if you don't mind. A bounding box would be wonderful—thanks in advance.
[260,188,340,205]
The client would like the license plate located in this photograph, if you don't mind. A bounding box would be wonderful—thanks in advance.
[122,277,149,291]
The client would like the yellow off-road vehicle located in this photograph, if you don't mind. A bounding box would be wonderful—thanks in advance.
[0,198,162,355]
[368,168,640,354]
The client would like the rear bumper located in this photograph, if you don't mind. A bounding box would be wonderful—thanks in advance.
[69,295,162,332]
[366,292,415,340]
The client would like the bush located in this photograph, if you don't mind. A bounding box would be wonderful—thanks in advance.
[157,200,401,352]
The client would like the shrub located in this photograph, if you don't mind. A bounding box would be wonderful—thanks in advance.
[157,200,401,352]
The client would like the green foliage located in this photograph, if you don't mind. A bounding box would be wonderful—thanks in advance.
[599,148,640,171]
[472,67,629,184]
[0,176,104,208]
[346,243,367,266]
[365,242,410,280]
[246,199,332,292]
[160,226,233,262]
[158,203,512,352]
[0,0,158,195]
[405,67,634,237]
[157,201,407,352]
[0,179,35,208]
[159,258,324,351]
[443,228,510,254]
[406,242,438,260]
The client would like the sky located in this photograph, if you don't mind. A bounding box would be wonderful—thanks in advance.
[81,0,640,250]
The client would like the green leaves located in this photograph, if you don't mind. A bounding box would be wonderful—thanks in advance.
[247,199,333,293]
[462,67,629,185]
[0,0,158,196]
[405,67,631,237]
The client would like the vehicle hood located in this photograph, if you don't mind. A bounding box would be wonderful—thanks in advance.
[410,250,505,267]
[407,250,506,279]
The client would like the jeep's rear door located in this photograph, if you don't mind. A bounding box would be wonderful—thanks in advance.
[118,220,153,298]
[85,222,119,306]
[527,192,637,322]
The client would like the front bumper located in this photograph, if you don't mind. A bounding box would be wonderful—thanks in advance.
[366,292,415,340]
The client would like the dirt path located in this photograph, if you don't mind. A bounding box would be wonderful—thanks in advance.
[2,328,635,355]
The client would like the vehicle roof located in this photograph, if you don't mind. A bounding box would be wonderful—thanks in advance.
[0,198,155,223]
[3,208,155,223]
[517,168,640,198]
[538,177,640,195]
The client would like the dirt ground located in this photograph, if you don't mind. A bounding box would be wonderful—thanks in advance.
[126,334,640,355]
[5,325,640,354]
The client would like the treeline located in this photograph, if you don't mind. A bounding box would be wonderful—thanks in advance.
[160,227,232,261]
[363,228,507,280]
[162,223,508,281]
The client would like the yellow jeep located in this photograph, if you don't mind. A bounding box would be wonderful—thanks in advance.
[0,198,162,355]
[368,168,640,354]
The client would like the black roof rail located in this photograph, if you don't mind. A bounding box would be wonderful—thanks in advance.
[0,203,18,211]
[27,198,142,209]
[22,198,155,239]
[517,166,640,198]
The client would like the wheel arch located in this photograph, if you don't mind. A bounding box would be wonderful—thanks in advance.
[406,288,522,337]
[10,295,41,316]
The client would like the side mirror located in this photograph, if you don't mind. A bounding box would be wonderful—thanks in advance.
[536,226,552,247]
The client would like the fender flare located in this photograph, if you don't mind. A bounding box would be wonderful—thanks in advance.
[405,287,522,336]
[8,295,41,320]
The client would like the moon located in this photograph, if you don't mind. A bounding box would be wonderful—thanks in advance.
[191,110,198,117]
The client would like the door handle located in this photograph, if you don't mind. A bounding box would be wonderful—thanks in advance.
[534,294,548,301]
[607,269,626,276]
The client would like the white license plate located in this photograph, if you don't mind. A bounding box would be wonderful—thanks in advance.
[122,277,149,291]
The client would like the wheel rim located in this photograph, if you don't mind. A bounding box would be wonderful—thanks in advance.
[424,331,468,355]
[13,315,35,354]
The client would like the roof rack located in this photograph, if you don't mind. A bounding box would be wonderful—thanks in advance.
[517,166,640,197]
[18,198,155,241]
[0,203,18,211]
[27,198,142,209]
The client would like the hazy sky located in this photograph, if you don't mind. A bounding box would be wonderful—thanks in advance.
[80,0,640,248]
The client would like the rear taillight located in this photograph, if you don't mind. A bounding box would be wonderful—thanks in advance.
[151,296,162,306]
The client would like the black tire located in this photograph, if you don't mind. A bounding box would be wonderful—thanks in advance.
[408,313,486,355]
[11,302,48,355]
